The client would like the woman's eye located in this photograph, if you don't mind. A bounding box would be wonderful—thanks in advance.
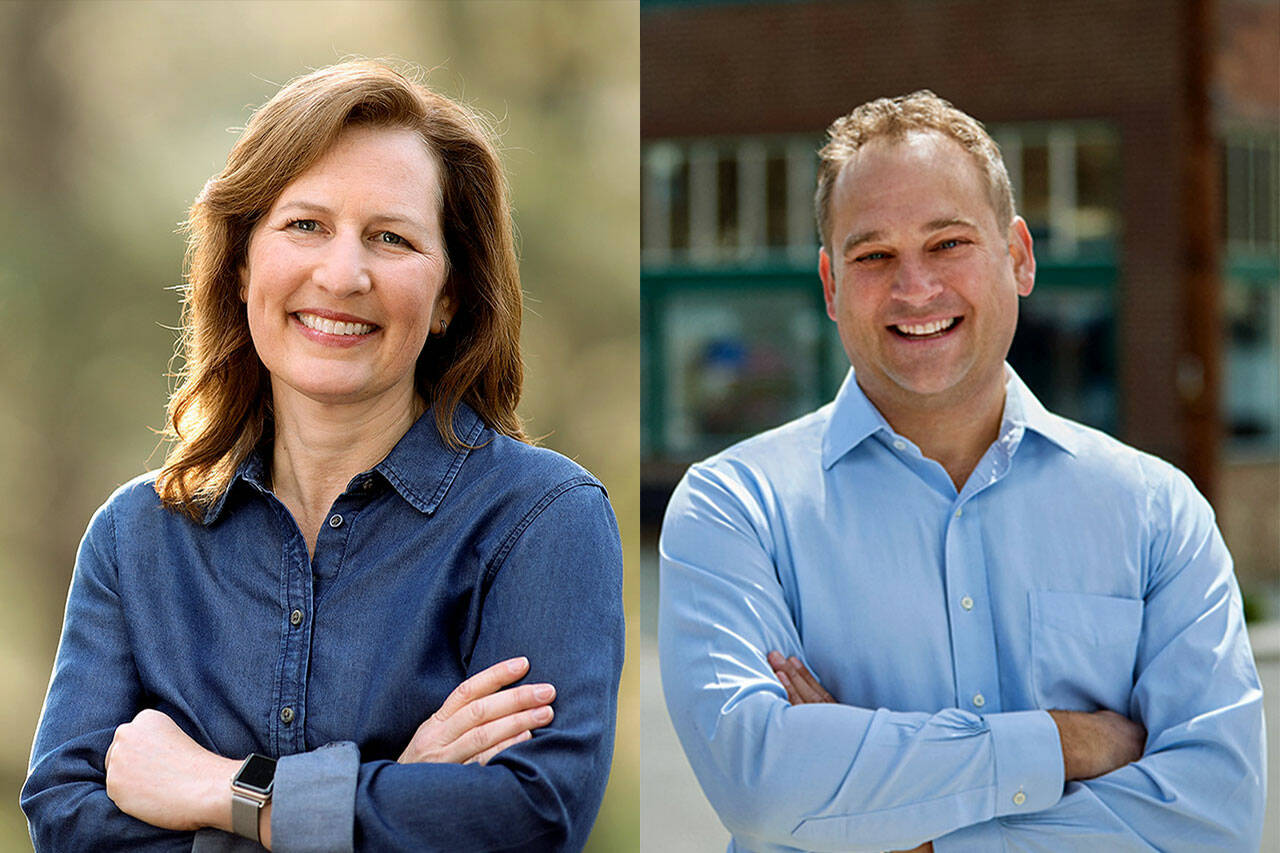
[378,231,409,247]
[289,219,320,232]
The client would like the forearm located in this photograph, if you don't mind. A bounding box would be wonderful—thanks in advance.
[22,776,196,852]
[665,674,1065,853]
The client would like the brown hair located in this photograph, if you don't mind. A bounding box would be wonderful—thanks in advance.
[157,60,526,518]
[815,90,1014,249]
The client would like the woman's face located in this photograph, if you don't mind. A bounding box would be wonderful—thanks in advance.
[241,125,450,414]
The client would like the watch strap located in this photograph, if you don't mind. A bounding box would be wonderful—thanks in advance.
[231,789,266,842]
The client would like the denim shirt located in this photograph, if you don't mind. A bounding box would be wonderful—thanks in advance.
[659,366,1264,852]
[23,403,624,852]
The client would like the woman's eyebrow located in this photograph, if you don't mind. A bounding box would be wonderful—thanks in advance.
[274,199,429,230]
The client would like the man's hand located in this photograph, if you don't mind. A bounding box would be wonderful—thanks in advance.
[767,651,835,704]
[104,708,239,832]
[1048,709,1147,781]
[399,656,556,765]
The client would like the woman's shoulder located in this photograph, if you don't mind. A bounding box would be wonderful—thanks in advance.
[466,432,606,500]
[86,470,189,535]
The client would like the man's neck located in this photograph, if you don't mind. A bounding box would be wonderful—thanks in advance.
[861,373,1008,492]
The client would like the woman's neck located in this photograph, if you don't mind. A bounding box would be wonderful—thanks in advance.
[268,381,424,556]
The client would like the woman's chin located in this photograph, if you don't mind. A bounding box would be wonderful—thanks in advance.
[270,374,412,413]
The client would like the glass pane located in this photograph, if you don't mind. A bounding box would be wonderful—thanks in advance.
[1008,288,1115,434]
[663,289,822,456]
[1021,143,1050,244]
[670,158,690,251]
[766,154,788,248]
[1224,280,1280,450]
[1251,142,1276,248]
[1225,142,1252,245]
[717,154,738,252]
[1075,139,1119,253]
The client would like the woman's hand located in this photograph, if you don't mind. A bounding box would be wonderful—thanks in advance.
[104,708,239,832]
[767,651,836,704]
[399,656,556,766]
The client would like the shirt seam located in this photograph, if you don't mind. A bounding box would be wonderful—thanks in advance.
[482,477,604,585]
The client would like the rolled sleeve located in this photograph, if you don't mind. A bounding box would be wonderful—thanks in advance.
[272,741,359,853]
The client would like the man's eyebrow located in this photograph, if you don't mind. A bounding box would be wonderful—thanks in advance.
[841,230,882,254]
[925,217,978,232]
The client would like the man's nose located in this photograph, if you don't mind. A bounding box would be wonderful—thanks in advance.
[891,256,943,305]
[312,233,372,296]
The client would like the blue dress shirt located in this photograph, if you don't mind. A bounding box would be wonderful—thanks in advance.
[659,366,1265,852]
[23,403,624,852]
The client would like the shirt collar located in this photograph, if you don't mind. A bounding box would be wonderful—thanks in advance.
[203,402,486,524]
[820,363,1077,470]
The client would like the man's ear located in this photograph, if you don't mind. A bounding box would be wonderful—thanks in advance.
[819,248,838,321]
[1008,217,1036,298]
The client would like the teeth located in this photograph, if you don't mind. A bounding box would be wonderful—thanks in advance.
[895,318,957,336]
[297,313,374,336]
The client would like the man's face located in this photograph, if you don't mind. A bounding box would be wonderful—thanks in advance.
[818,131,1035,415]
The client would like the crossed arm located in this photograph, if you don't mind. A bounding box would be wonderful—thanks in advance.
[101,657,557,848]
[768,653,1148,853]
[659,465,1265,852]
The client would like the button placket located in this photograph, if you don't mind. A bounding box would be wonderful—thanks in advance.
[945,494,1000,718]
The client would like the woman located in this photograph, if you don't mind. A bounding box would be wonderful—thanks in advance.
[21,61,624,852]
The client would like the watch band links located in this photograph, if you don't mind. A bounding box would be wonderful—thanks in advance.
[231,789,267,842]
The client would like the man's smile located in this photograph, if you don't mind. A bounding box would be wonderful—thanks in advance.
[888,316,962,339]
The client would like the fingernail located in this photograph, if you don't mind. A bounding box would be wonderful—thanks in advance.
[534,684,555,701]
[508,657,528,673]
[534,706,553,722]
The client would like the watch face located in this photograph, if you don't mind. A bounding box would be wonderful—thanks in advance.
[236,754,276,794]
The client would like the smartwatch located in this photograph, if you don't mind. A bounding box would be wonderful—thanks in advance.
[231,753,277,843]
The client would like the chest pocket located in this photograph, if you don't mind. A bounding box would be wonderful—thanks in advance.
[1030,590,1143,713]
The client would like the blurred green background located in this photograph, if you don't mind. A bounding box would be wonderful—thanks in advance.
[0,1,638,850]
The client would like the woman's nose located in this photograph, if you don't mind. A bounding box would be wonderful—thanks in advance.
[312,233,372,296]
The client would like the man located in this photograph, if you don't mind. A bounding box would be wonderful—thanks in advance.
[658,91,1265,852]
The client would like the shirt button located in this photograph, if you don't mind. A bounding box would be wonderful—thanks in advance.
[289,609,304,627]
[954,508,963,518]
[960,595,974,611]
[280,706,294,724]
[893,439,907,451]
[972,693,985,708]
[1013,790,1027,806]
[328,514,343,528]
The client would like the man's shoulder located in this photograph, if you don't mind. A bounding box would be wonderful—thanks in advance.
[672,404,834,515]
[697,403,830,471]
[1030,410,1192,504]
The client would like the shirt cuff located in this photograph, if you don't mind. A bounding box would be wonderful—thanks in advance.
[986,709,1063,817]
[271,740,359,853]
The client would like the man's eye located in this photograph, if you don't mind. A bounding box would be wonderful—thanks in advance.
[935,238,969,251]
[288,219,320,232]
[854,251,890,263]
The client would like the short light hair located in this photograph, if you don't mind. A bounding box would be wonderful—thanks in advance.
[815,90,1014,249]
[158,60,526,518]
